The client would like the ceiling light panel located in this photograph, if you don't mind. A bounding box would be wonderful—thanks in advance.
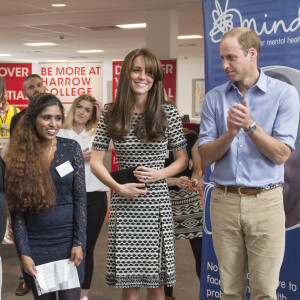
[178,35,203,39]
[25,43,57,46]
[51,4,66,7]
[116,23,146,29]
[77,50,104,53]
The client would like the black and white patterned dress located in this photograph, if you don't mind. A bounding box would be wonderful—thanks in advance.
[165,130,203,240]
[92,103,186,288]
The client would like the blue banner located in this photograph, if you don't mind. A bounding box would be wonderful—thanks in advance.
[201,1,300,299]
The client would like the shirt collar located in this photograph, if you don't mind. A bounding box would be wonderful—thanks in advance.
[72,127,88,137]
[255,68,268,93]
[0,104,9,117]
[226,68,268,94]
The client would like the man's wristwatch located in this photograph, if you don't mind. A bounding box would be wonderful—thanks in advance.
[246,121,257,134]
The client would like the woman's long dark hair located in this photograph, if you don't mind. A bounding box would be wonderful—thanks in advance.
[5,93,64,213]
[106,48,168,142]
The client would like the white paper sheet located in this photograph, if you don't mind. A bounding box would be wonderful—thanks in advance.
[34,259,80,295]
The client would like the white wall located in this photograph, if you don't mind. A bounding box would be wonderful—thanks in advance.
[102,60,112,103]
[32,63,39,74]
[177,58,204,122]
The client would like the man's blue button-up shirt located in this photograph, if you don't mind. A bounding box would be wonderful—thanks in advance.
[199,70,299,187]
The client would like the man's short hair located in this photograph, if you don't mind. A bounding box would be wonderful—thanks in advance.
[222,27,261,59]
[23,74,43,89]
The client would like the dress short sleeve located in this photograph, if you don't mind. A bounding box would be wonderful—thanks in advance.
[92,104,111,151]
[163,103,187,151]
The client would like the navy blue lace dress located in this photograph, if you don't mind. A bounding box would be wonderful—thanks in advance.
[11,137,87,288]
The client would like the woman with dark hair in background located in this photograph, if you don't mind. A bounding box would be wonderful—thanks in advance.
[90,48,188,300]
[4,93,86,300]
[58,94,108,300]
[164,127,203,300]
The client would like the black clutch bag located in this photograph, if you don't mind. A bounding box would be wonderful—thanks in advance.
[110,166,139,184]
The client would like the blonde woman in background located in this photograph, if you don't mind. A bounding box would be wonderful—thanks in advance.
[58,95,108,300]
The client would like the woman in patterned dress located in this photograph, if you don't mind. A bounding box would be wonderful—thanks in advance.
[164,127,203,299]
[90,48,188,300]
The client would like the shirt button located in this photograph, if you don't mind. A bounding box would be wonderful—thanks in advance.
[240,144,243,148]
[237,178,241,182]
[238,161,242,165]
[241,128,244,132]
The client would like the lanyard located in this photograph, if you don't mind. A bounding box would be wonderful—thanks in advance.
[0,107,9,123]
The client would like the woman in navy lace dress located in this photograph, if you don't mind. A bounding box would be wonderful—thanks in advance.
[5,93,86,300]
[58,94,108,300]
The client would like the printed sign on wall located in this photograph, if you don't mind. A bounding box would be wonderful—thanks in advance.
[0,63,32,109]
[39,62,103,111]
[161,59,177,103]
[112,61,123,104]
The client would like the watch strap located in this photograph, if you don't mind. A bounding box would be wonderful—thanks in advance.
[246,121,257,134]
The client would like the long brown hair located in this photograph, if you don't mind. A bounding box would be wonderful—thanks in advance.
[5,93,64,213]
[106,48,167,142]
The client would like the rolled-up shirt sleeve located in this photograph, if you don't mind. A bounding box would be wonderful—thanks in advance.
[272,84,299,151]
[198,91,219,148]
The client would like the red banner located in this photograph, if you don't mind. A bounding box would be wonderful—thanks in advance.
[161,59,177,103]
[0,63,32,109]
[111,61,123,173]
[112,61,123,103]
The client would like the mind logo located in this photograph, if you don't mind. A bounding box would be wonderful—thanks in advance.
[209,0,300,43]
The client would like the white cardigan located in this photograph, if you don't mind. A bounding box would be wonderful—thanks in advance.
[58,128,108,193]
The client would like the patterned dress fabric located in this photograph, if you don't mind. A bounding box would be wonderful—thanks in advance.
[165,131,203,240]
[11,137,87,287]
[92,103,186,288]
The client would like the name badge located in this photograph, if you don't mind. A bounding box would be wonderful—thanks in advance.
[56,161,74,178]
[165,150,170,158]
[1,123,8,129]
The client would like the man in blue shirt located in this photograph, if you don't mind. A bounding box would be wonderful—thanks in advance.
[199,27,299,300]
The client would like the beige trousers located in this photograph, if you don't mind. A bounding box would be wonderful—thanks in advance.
[210,186,285,300]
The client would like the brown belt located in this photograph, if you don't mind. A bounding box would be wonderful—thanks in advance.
[216,185,263,196]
